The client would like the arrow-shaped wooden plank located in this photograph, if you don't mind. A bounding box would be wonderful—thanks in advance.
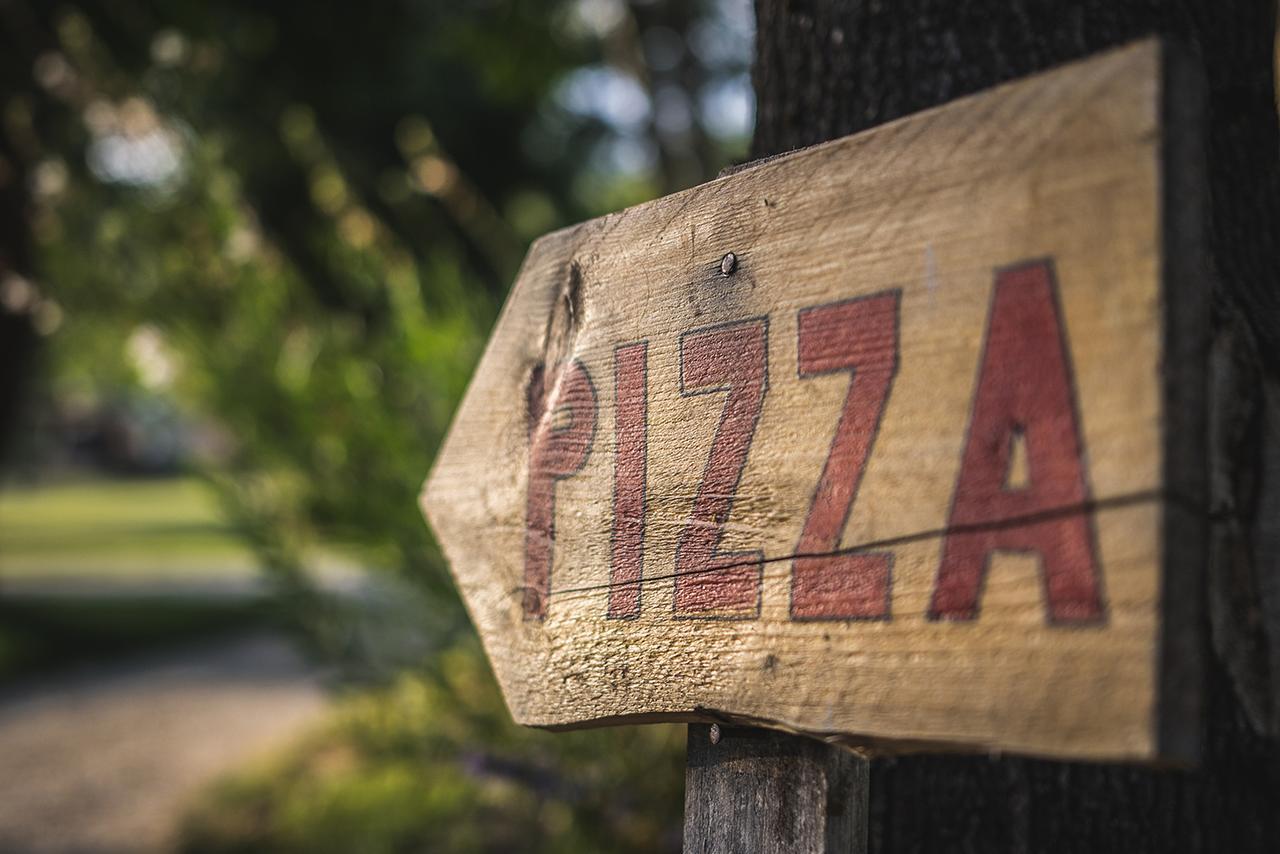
[422,39,1207,762]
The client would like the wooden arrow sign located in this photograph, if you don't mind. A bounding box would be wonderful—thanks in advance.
[422,39,1207,762]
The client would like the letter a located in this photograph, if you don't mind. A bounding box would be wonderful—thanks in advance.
[929,260,1104,624]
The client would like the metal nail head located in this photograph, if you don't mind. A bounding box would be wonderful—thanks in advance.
[709,723,721,745]
[719,252,737,276]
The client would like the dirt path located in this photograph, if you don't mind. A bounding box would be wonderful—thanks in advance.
[0,632,330,854]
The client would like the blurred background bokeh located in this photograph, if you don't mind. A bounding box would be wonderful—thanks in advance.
[0,1,753,851]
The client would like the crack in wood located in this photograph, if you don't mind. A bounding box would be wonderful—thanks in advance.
[519,487,1179,600]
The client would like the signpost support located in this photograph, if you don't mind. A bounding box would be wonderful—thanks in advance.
[684,725,868,854]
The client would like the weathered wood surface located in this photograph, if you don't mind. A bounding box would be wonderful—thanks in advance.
[422,40,1207,761]
[684,725,868,854]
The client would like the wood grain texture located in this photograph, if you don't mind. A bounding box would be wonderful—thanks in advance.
[684,725,868,854]
[422,41,1206,761]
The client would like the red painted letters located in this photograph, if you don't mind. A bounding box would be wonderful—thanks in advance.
[790,292,900,619]
[609,342,648,618]
[929,261,1104,623]
[524,360,597,620]
[523,258,1102,627]
[674,319,768,618]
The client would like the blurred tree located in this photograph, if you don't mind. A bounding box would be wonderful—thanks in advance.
[0,1,752,850]
[0,0,751,614]
[0,12,39,462]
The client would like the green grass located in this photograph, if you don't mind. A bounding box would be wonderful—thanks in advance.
[0,477,278,682]
[0,477,258,581]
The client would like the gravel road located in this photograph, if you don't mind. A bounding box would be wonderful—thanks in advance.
[0,632,329,854]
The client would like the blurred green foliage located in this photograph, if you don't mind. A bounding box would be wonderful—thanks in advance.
[2,0,750,849]
[10,0,750,603]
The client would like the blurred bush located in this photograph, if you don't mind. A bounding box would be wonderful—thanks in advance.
[1,0,751,849]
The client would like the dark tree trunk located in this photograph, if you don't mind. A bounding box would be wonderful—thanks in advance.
[751,2,1280,851]
[0,138,38,465]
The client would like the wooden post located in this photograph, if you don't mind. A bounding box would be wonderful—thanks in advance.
[684,724,868,854]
